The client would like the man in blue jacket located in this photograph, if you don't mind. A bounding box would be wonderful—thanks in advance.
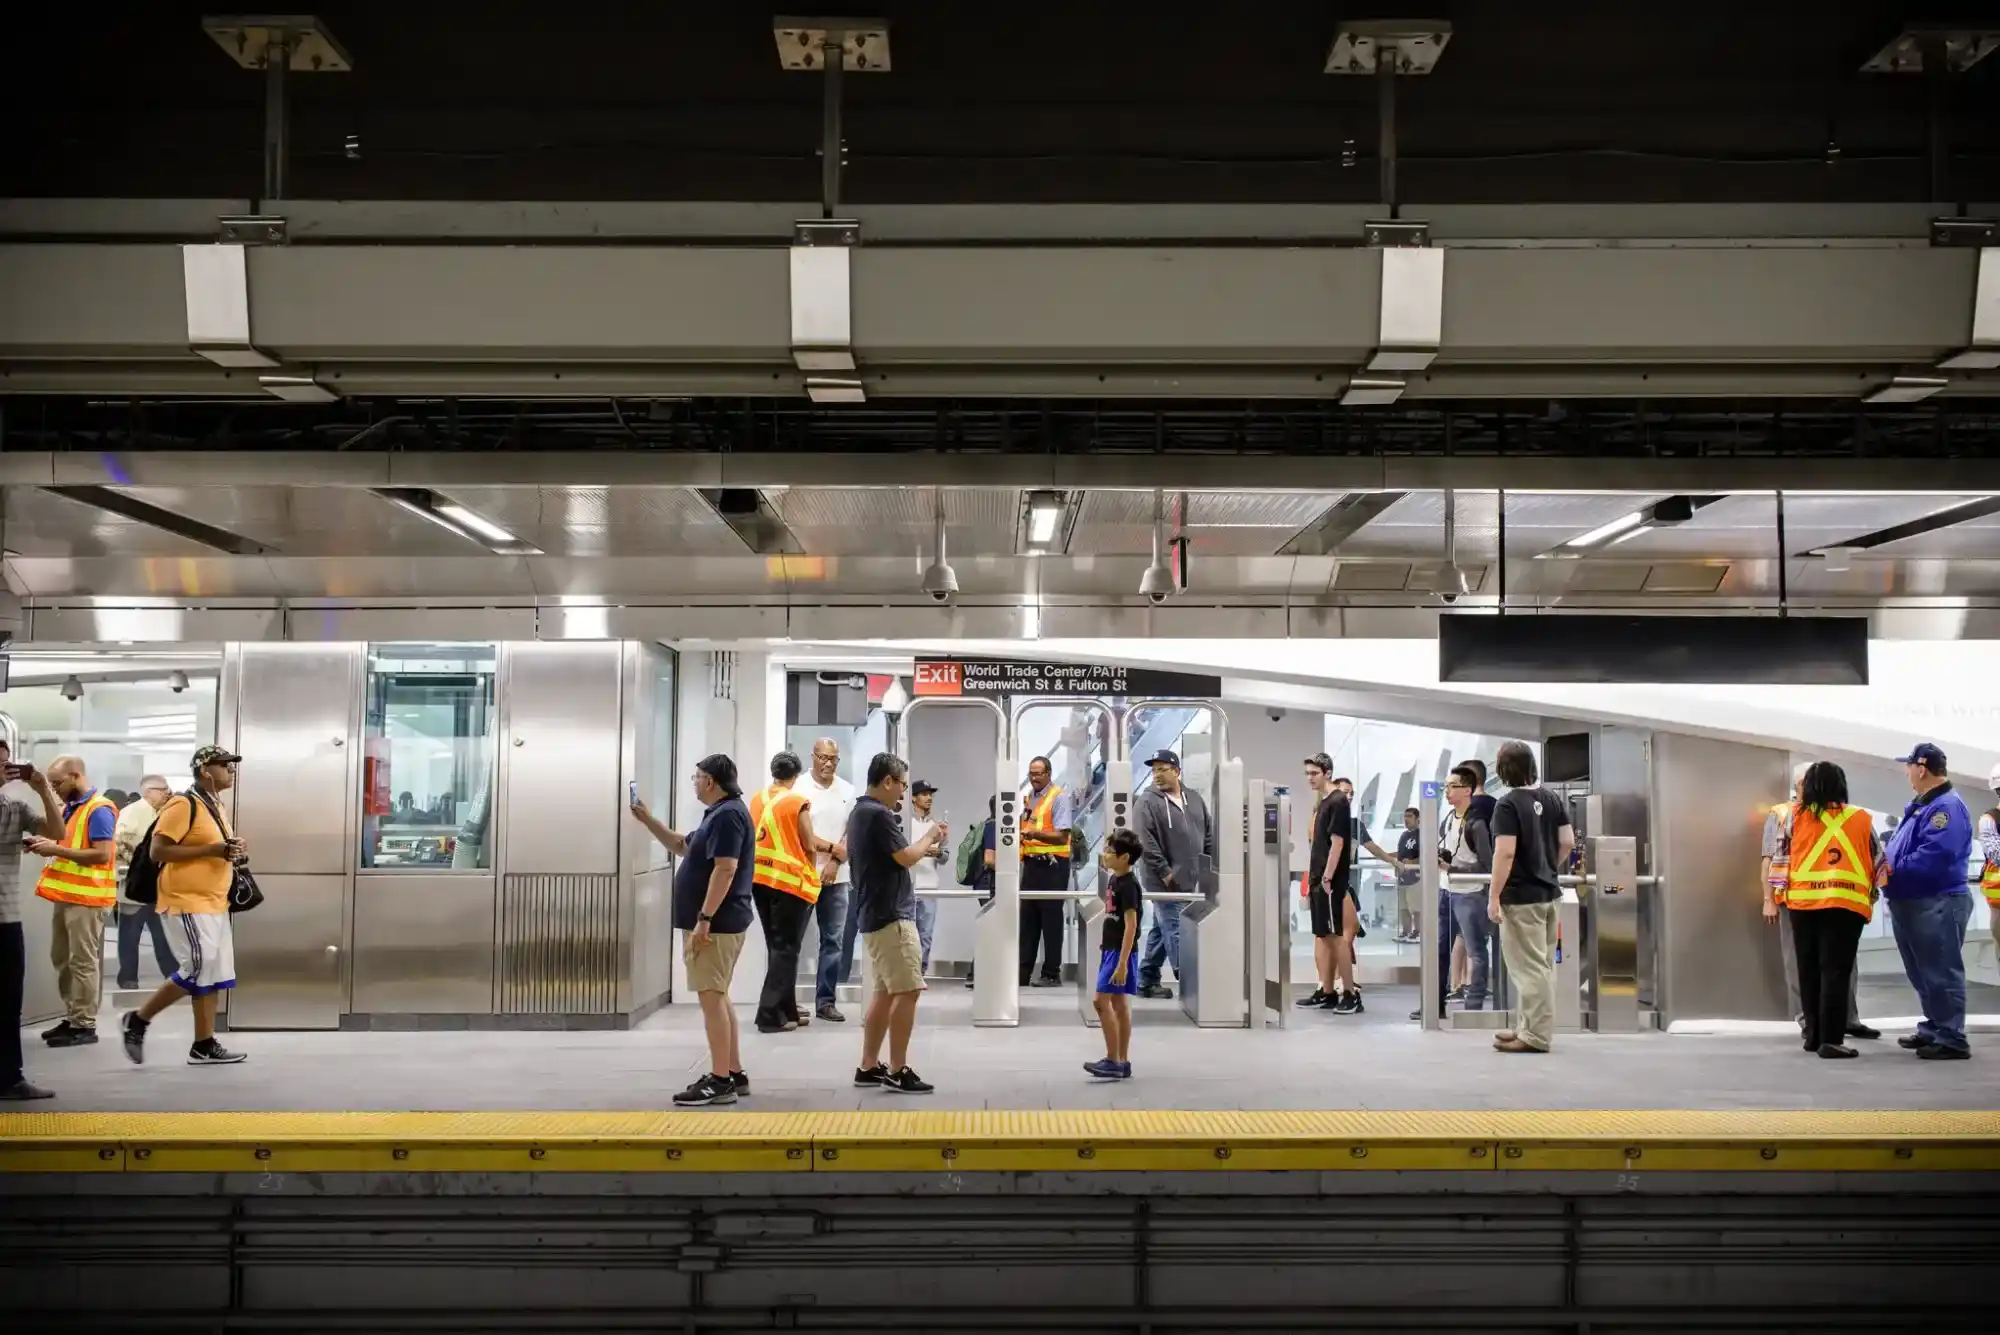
[1883,743,1975,1061]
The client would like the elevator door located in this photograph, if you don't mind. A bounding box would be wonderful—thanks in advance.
[228,644,360,1029]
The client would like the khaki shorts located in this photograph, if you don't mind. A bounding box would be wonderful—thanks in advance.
[682,929,745,995]
[864,919,924,995]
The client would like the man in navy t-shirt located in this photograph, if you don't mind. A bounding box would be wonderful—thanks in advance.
[630,753,755,1106]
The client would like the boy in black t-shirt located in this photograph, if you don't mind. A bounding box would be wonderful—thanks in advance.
[1086,828,1145,1080]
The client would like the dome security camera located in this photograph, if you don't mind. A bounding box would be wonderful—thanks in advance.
[60,675,84,702]
[921,560,959,603]
[1138,562,1175,605]
[168,670,190,694]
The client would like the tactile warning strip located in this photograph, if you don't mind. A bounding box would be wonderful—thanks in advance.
[4,1109,1997,1175]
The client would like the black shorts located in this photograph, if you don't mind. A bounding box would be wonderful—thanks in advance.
[1309,888,1335,938]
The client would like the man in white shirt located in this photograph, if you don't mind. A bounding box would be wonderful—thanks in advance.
[804,738,859,1022]
[113,776,179,990]
[906,780,944,975]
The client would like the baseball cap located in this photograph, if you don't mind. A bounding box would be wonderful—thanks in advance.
[1146,750,1181,769]
[191,745,242,769]
[911,779,938,796]
[1895,742,1948,774]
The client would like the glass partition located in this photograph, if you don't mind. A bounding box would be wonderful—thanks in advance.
[360,643,498,871]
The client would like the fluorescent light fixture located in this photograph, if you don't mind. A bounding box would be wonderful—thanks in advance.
[1819,546,1860,573]
[1021,490,1070,554]
[374,488,542,555]
[1565,511,1646,549]
[1604,527,1648,548]
[435,503,519,545]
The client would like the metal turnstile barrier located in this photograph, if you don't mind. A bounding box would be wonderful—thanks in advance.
[979,697,1115,1027]
[1177,755,1246,1027]
[1247,781,1293,1029]
[1427,830,1656,1035]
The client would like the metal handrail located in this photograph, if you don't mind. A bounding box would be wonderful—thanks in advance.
[1438,872,1661,888]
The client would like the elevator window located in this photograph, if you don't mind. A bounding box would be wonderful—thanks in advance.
[361,643,498,871]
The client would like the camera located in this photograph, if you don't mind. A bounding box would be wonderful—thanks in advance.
[920,560,959,603]
[1439,591,1461,605]
[1266,707,1286,722]
[1138,563,1175,605]
[169,670,190,694]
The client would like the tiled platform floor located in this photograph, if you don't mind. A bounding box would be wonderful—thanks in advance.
[14,984,1996,1113]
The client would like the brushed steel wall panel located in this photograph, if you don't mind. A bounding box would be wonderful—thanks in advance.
[235,643,361,876]
[498,872,619,1014]
[0,244,193,357]
[630,866,674,1011]
[1650,731,1791,1024]
[854,248,1380,360]
[1445,247,1975,361]
[248,246,789,360]
[350,874,497,1014]
[500,642,623,875]
[226,873,346,1029]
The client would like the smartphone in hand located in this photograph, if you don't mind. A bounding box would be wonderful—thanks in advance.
[628,781,639,806]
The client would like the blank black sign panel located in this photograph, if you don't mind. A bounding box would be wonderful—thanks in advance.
[1437,615,1870,686]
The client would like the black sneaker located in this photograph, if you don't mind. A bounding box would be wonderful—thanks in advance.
[1297,988,1329,1008]
[1846,1024,1881,1041]
[1138,983,1174,1000]
[854,1063,890,1088]
[730,1071,750,1096]
[0,1079,56,1101]
[672,1072,738,1106]
[1447,986,1468,1002]
[1897,1033,1929,1050]
[883,1066,934,1095]
[120,1012,147,1065]
[817,1004,846,1023]
[1916,1044,1970,1061]
[1332,991,1362,1015]
[47,1027,99,1048]
[188,1039,246,1066]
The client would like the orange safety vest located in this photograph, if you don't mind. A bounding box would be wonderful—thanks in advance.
[1020,784,1069,859]
[1785,803,1875,921]
[749,784,820,904]
[1765,801,1795,903]
[1981,808,2000,905]
[34,792,119,908]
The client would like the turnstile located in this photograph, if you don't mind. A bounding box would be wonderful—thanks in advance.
[1247,781,1294,1029]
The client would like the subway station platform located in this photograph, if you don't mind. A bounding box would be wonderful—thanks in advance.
[9,993,2000,1333]
[11,985,2000,1117]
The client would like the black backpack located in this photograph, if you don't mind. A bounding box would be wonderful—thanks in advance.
[120,797,182,907]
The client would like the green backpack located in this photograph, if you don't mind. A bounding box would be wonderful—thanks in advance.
[955,824,983,885]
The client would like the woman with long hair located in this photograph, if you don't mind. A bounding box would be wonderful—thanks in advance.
[1786,762,1885,1059]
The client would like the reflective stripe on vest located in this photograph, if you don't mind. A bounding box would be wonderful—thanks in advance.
[34,794,118,907]
[1020,784,1068,858]
[750,785,821,904]
[1785,804,1875,919]
[1766,801,1794,900]
[1982,809,2000,903]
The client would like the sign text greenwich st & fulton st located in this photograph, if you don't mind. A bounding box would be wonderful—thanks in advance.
[914,659,1223,698]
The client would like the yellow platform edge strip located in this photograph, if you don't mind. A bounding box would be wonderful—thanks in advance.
[4,1109,1998,1175]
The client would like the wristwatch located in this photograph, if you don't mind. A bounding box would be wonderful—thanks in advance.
[697,912,714,925]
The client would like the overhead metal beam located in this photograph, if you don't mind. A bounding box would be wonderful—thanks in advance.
[9,451,2000,496]
[41,485,272,555]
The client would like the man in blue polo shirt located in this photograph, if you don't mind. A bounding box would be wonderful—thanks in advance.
[1882,743,1975,1061]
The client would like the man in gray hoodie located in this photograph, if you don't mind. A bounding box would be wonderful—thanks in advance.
[1134,750,1214,999]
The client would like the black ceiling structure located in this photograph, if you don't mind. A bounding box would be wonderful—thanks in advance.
[6,395,1999,460]
[10,1,2000,205]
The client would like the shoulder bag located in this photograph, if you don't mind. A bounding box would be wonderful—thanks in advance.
[188,786,265,914]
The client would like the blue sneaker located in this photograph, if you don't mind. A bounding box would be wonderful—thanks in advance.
[1083,1059,1120,1079]
[1114,1061,1133,1079]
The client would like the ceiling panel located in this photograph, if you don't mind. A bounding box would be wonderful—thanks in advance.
[1070,489,1341,557]
[442,486,748,557]
[768,486,1019,557]
[8,488,222,558]
[1339,491,1672,558]
[111,485,472,556]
